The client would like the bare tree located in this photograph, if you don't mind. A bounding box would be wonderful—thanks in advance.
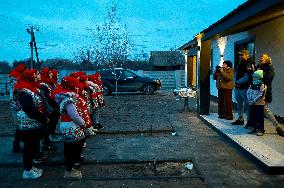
[93,2,133,66]
[73,46,96,70]
[92,0,133,95]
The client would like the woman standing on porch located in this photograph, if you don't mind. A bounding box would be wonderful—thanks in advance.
[214,61,234,120]
[257,54,284,137]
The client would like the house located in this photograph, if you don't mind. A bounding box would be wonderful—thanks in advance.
[149,51,185,71]
[180,0,284,118]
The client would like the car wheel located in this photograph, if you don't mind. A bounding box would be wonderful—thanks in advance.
[103,85,111,96]
[142,84,155,95]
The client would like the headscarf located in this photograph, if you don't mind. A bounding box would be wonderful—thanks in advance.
[51,76,79,99]
[9,64,27,80]
[13,69,39,94]
[50,69,59,84]
[70,71,85,80]
[40,68,52,83]
[88,72,103,85]
[41,68,59,86]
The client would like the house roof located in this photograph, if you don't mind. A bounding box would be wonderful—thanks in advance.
[180,0,284,49]
[149,51,185,67]
[179,38,197,51]
[201,0,284,41]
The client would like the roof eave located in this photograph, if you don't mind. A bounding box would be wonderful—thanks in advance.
[201,0,284,41]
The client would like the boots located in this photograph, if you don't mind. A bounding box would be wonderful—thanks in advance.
[276,127,284,137]
[93,122,104,130]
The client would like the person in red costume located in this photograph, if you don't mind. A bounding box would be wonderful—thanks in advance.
[39,68,61,151]
[52,76,86,178]
[88,72,105,130]
[9,64,27,153]
[14,69,48,179]
[70,72,95,135]
[50,69,59,88]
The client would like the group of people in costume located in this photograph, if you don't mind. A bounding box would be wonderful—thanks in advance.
[9,64,105,179]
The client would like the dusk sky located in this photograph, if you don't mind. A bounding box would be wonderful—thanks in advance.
[0,0,247,63]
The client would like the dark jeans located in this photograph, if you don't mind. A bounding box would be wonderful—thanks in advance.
[43,111,60,145]
[14,129,21,145]
[218,89,233,118]
[247,105,264,131]
[64,139,85,172]
[19,129,42,171]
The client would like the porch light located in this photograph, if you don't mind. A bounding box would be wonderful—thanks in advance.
[217,36,227,66]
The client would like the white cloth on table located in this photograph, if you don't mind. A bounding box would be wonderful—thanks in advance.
[173,88,197,98]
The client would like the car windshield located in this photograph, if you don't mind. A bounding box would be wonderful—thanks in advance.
[99,69,141,79]
[123,70,137,78]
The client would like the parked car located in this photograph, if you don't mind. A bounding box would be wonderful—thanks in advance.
[97,68,162,95]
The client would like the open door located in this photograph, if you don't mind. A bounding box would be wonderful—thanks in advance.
[187,55,197,88]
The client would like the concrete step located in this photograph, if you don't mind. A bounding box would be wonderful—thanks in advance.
[201,113,284,174]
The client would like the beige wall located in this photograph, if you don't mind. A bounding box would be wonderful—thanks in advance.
[249,16,284,117]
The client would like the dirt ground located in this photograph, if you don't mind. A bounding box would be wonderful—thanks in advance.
[0,91,284,187]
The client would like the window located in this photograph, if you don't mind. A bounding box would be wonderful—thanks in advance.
[234,37,255,69]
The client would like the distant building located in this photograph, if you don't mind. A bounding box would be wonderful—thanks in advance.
[149,51,185,71]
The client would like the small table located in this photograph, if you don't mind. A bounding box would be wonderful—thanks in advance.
[173,88,197,112]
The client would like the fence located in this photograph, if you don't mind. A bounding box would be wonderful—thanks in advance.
[0,70,186,96]
[0,74,9,96]
[137,70,185,90]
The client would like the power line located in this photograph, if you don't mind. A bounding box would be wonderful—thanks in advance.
[0,14,29,27]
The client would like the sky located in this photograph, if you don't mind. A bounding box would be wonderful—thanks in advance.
[0,0,247,63]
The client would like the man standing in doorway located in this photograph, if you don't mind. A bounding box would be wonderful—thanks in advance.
[232,49,255,125]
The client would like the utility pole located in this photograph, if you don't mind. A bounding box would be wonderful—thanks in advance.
[27,26,34,69]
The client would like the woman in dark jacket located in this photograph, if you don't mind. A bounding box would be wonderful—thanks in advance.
[14,69,48,179]
[257,54,284,137]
